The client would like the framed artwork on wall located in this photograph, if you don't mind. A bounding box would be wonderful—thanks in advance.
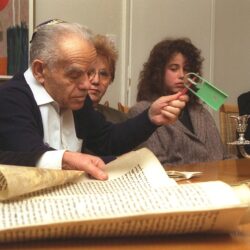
[0,0,33,78]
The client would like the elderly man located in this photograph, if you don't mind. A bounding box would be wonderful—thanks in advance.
[0,20,188,180]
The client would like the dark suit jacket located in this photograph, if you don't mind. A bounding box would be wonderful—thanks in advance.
[238,91,250,153]
[0,73,157,166]
[0,150,45,166]
[96,104,127,123]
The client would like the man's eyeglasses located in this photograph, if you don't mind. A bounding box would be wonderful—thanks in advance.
[30,19,66,43]
[89,69,111,81]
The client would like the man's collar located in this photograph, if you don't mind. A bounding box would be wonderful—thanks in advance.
[24,67,55,107]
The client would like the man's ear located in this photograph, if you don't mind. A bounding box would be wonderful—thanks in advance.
[31,59,45,85]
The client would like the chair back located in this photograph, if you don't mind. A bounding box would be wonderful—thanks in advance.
[118,102,129,113]
[219,103,239,155]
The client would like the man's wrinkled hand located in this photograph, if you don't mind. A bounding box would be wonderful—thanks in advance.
[62,151,108,180]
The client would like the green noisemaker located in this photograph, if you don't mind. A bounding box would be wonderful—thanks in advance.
[185,73,228,111]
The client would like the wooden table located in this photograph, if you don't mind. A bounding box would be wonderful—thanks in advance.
[167,157,250,185]
[1,158,250,250]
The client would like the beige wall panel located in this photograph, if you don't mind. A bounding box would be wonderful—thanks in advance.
[214,0,250,104]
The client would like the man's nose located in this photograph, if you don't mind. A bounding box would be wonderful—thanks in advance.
[78,78,91,89]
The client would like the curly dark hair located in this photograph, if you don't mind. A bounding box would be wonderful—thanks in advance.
[137,38,204,102]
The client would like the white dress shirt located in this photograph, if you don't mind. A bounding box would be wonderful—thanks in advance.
[24,68,83,169]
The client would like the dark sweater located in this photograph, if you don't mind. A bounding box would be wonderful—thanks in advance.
[0,73,157,166]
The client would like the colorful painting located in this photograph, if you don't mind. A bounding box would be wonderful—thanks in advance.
[0,0,30,75]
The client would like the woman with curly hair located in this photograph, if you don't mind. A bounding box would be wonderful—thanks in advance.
[129,38,232,166]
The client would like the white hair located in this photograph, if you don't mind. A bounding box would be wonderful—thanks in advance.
[30,22,94,67]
